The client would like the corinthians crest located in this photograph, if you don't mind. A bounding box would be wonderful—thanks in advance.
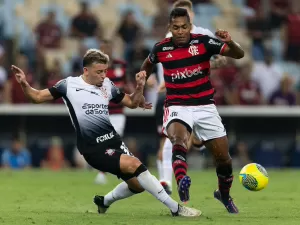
[99,87,108,98]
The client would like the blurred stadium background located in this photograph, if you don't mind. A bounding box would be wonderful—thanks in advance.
[0,0,300,170]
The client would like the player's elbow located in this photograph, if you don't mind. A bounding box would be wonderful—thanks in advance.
[234,49,245,59]
[236,51,245,59]
[32,91,43,104]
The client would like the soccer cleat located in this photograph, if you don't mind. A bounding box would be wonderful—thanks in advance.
[171,204,202,217]
[178,175,191,202]
[160,181,172,195]
[93,195,109,214]
[213,190,239,213]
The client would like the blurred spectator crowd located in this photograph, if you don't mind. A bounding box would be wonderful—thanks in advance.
[0,0,298,106]
[2,131,300,170]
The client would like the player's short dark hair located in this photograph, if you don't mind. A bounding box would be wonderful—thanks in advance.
[173,0,193,10]
[169,8,190,23]
[82,49,109,67]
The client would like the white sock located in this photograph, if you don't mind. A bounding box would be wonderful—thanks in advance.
[162,138,173,190]
[104,182,135,206]
[157,159,164,181]
[136,170,178,213]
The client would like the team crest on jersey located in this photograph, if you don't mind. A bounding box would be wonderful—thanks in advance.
[105,149,115,156]
[188,45,199,56]
[99,87,108,98]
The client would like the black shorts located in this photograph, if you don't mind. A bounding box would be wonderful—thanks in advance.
[155,92,166,135]
[82,139,135,181]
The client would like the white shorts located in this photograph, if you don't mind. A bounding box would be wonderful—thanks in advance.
[110,114,126,137]
[162,104,226,141]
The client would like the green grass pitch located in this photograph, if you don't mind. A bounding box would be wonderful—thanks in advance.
[0,169,299,225]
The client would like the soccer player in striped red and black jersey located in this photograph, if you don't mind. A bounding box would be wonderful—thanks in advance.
[141,8,244,213]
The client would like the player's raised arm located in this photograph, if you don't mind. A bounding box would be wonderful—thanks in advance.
[215,29,244,59]
[11,65,54,104]
[120,71,152,109]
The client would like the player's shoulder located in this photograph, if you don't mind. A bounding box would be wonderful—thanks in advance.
[153,37,173,52]
[103,77,114,88]
[63,76,80,86]
[155,37,172,47]
[53,77,70,88]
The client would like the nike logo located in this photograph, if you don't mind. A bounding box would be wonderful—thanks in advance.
[158,189,164,194]
[74,87,100,96]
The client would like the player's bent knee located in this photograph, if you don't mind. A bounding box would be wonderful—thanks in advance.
[168,135,187,147]
[120,155,143,174]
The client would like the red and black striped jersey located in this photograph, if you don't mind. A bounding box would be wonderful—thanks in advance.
[106,59,127,114]
[148,33,227,106]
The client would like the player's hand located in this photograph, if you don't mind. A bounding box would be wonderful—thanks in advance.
[136,71,146,87]
[139,96,153,110]
[215,29,232,43]
[11,65,27,84]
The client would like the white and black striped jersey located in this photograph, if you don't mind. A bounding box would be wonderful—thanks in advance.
[48,76,125,153]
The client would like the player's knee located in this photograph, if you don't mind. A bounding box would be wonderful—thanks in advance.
[121,156,143,174]
[169,135,187,147]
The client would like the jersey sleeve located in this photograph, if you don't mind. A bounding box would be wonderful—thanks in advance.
[109,80,125,103]
[147,43,160,64]
[202,35,227,56]
[48,79,67,100]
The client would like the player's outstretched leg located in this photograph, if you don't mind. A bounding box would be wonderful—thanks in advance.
[161,137,173,195]
[95,154,201,217]
[167,122,191,203]
[205,136,239,213]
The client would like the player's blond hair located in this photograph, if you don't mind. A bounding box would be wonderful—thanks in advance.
[83,49,109,67]
[173,0,193,10]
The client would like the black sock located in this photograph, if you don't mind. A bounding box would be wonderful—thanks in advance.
[216,164,233,201]
[172,144,188,184]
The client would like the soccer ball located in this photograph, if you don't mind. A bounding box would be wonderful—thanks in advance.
[239,163,269,191]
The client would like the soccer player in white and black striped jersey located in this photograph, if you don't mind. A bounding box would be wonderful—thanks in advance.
[11,49,201,217]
